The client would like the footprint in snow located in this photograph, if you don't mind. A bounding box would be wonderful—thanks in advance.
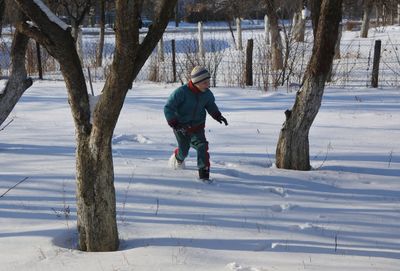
[226,262,268,271]
[267,187,288,197]
[112,134,153,144]
[290,222,325,231]
[270,203,296,213]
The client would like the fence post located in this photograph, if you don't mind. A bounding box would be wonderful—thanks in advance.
[398,4,400,25]
[158,35,164,62]
[264,15,270,45]
[198,22,205,59]
[36,41,43,80]
[371,40,381,88]
[245,39,253,86]
[236,18,242,50]
[171,39,176,83]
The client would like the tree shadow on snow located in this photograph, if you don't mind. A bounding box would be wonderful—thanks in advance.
[121,237,400,259]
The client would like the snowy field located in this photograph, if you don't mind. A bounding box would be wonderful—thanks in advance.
[1,20,400,271]
[0,80,399,270]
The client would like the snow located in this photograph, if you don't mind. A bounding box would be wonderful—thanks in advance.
[1,20,400,271]
[32,0,69,30]
[0,80,399,271]
[0,80,6,94]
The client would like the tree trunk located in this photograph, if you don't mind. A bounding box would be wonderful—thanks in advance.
[0,0,4,37]
[264,0,283,70]
[175,2,179,27]
[264,14,270,45]
[398,4,400,26]
[96,0,105,67]
[361,0,373,38]
[276,0,343,170]
[334,23,342,59]
[76,132,118,251]
[0,30,32,126]
[310,0,322,37]
[293,12,306,42]
[14,0,177,251]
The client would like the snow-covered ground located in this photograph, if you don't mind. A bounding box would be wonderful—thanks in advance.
[0,80,399,270]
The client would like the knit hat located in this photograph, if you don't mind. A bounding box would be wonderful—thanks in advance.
[191,66,211,84]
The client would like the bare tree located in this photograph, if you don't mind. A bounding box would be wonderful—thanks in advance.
[13,0,177,251]
[59,0,92,41]
[0,0,4,37]
[293,0,306,42]
[96,0,105,67]
[275,0,343,170]
[264,0,284,70]
[0,12,32,125]
[360,0,374,38]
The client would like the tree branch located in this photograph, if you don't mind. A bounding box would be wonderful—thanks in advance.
[0,18,32,126]
[0,177,29,199]
[15,21,52,47]
[137,0,177,72]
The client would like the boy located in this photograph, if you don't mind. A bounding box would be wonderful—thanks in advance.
[164,66,228,181]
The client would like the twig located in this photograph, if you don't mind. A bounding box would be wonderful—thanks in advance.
[388,150,393,168]
[315,142,333,170]
[0,118,14,132]
[0,177,29,198]
[87,67,94,96]
[155,198,159,216]
[334,234,338,252]
[120,172,134,224]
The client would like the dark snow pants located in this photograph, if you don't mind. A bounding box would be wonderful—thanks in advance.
[173,128,210,170]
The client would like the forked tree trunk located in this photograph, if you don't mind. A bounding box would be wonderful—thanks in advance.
[265,0,283,70]
[275,0,343,170]
[76,131,118,251]
[361,0,373,38]
[0,15,32,126]
[14,0,177,251]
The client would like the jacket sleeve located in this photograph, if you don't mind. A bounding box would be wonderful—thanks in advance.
[204,91,221,120]
[164,87,184,124]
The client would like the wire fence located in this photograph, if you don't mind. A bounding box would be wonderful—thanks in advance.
[1,28,400,90]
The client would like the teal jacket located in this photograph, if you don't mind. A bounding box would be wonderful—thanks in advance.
[164,83,221,129]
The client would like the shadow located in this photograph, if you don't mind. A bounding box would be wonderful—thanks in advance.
[321,165,400,177]
[120,237,400,259]
[0,143,75,157]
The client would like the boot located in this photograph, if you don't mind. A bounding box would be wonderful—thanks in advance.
[169,152,185,170]
[198,167,210,180]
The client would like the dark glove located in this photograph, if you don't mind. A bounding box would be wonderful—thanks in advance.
[168,119,179,129]
[217,115,228,126]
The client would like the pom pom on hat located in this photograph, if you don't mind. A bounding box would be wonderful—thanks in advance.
[191,66,211,84]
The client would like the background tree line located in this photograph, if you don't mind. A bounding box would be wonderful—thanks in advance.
[2,1,400,31]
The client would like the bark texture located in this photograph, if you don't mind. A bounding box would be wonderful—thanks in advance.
[293,12,306,42]
[361,0,374,38]
[264,0,283,70]
[0,0,4,37]
[14,0,177,251]
[275,0,343,170]
[96,0,105,67]
[0,14,32,126]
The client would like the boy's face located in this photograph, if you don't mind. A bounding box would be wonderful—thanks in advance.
[196,79,210,92]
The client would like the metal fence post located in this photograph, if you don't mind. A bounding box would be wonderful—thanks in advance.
[171,39,176,83]
[245,39,253,86]
[371,40,381,88]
